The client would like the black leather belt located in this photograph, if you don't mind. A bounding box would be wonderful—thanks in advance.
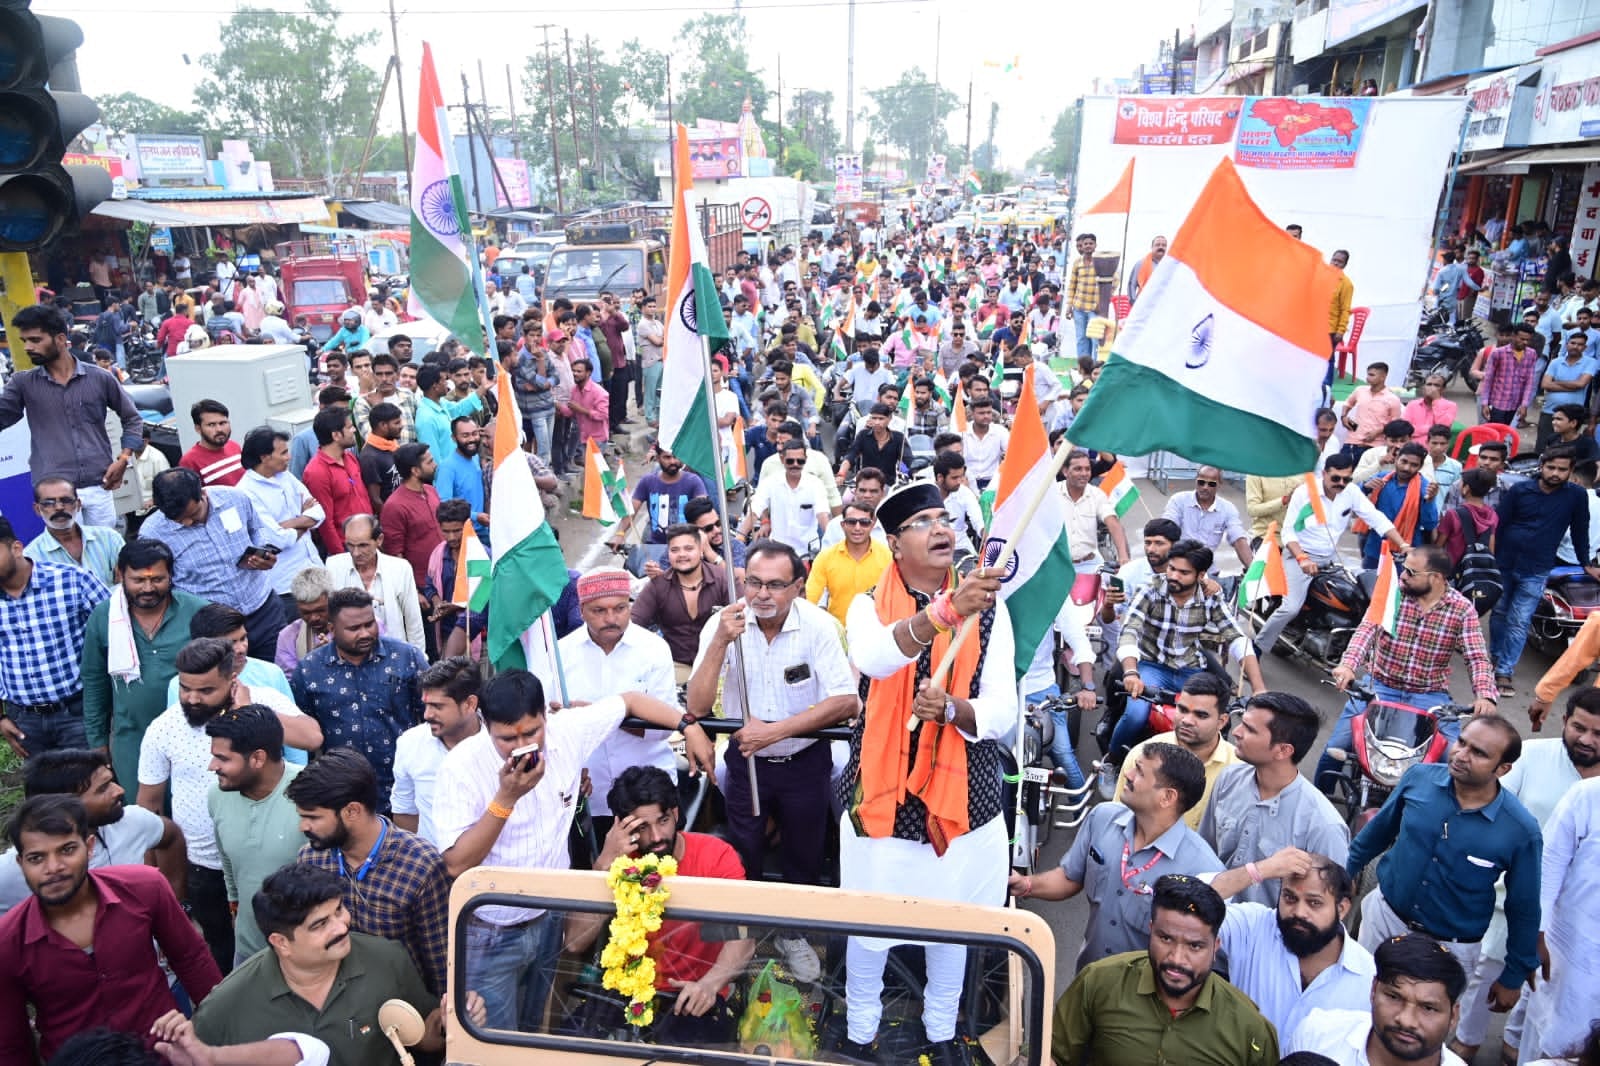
[4,693,83,715]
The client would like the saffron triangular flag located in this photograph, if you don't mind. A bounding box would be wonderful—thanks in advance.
[1065,158,1341,476]
[950,382,968,432]
[1084,159,1134,216]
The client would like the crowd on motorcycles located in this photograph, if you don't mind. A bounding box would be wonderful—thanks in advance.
[2,212,1600,1066]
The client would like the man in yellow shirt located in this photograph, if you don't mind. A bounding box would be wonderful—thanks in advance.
[804,501,892,625]
[1113,673,1238,829]
[1243,473,1304,541]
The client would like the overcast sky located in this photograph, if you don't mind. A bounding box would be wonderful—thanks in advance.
[44,0,1196,168]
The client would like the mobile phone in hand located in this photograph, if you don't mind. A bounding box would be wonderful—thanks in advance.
[510,743,541,772]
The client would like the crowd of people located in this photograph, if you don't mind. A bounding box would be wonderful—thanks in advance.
[0,206,1598,1066]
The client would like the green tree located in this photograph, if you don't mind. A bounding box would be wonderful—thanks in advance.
[865,68,959,175]
[789,89,840,164]
[674,14,767,124]
[1029,103,1081,178]
[96,92,208,137]
[861,138,876,171]
[194,0,381,184]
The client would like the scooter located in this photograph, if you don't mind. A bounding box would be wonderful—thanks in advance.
[1529,565,1600,658]
[1320,680,1466,831]
[1246,561,1373,669]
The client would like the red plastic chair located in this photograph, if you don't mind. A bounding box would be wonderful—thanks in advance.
[1451,422,1520,469]
[1335,307,1370,380]
[1110,295,1131,322]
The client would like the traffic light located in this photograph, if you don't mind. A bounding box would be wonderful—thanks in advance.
[0,0,111,252]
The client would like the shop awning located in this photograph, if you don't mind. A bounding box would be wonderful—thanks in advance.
[1506,145,1600,167]
[1455,150,1533,175]
[92,195,332,227]
[338,199,410,226]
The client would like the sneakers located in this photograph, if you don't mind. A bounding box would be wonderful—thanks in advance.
[1496,674,1516,697]
[927,1036,978,1066]
[774,934,821,983]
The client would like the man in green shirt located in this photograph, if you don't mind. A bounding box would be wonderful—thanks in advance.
[206,703,304,964]
[193,863,472,1065]
[80,539,209,792]
[1052,874,1279,1066]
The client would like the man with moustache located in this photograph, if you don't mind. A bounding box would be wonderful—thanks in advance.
[1289,934,1469,1066]
[391,656,482,849]
[205,703,303,965]
[0,795,221,1063]
[137,636,313,971]
[434,417,490,541]
[1051,874,1278,1066]
[24,476,124,587]
[288,747,451,996]
[0,304,144,529]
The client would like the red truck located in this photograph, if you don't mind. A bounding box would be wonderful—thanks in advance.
[275,237,368,343]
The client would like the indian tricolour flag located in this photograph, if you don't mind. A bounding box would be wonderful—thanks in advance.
[964,169,982,196]
[407,44,482,344]
[1065,158,1341,476]
[1238,521,1287,610]
[724,413,748,489]
[1099,459,1140,520]
[987,363,1076,680]
[581,439,627,526]
[659,123,732,484]
[1365,544,1404,635]
[450,521,491,612]
[487,370,572,679]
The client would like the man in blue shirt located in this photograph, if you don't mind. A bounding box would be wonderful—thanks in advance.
[433,416,489,543]
[1361,443,1437,569]
[1539,334,1596,446]
[1429,252,1466,323]
[1346,715,1542,1016]
[1491,444,1600,691]
[414,365,486,470]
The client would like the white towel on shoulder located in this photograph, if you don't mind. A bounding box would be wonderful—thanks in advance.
[106,585,142,683]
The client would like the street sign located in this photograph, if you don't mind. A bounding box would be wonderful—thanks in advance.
[742,196,772,232]
[919,182,935,198]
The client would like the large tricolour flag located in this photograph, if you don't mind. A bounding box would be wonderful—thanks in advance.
[487,371,571,679]
[408,44,482,345]
[1066,158,1341,476]
[659,124,732,484]
[986,363,1076,680]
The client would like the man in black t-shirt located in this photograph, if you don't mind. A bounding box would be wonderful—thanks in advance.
[358,402,405,509]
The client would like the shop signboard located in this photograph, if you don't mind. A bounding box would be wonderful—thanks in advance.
[1529,39,1600,145]
[63,151,126,198]
[1234,97,1373,169]
[1111,97,1241,146]
[149,227,174,254]
[1571,163,1600,278]
[1462,68,1520,152]
[132,134,209,180]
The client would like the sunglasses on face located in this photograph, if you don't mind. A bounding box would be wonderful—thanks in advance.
[842,517,873,527]
[1327,475,1352,486]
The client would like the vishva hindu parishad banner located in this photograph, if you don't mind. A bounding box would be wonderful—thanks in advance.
[1233,97,1374,170]
[1112,97,1242,147]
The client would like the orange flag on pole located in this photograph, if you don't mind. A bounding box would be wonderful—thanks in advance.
[1084,159,1134,215]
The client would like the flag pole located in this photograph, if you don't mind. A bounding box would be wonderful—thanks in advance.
[697,334,761,819]
[907,435,1076,730]
[435,92,499,358]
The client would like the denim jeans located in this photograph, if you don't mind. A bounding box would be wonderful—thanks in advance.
[1313,678,1454,793]
[465,912,565,1031]
[1489,569,1548,678]
[641,361,663,422]
[4,693,87,755]
[525,407,555,464]
[1073,308,1095,361]
[1110,661,1201,759]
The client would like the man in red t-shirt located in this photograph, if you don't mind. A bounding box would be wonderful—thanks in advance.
[180,399,245,487]
[569,765,754,1046]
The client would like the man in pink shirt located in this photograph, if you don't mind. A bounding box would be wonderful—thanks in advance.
[567,355,610,446]
[1402,372,1459,443]
[1338,361,1403,460]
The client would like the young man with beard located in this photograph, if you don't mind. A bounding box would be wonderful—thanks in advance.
[1207,849,1377,1038]
[191,863,465,1063]
[1289,934,1468,1066]
[632,524,731,682]
[358,402,406,509]
[1115,673,1239,830]
[298,409,362,556]
[377,443,443,592]
[565,766,756,1045]
[390,656,482,849]
[614,445,711,550]
[288,747,451,996]
[137,637,311,972]
[1,305,144,528]
[23,476,124,587]
[1199,692,1348,907]
[434,416,489,540]
[0,748,185,914]
[1051,874,1278,1066]
[181,399,246,488]
[0,795,221,1063]
[205,703,303,965]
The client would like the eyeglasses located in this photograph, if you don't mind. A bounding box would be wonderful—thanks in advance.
[744,576,796,593]
[37,497,79,509]
[842,517,874,527]
[695,520,722,533]
[897,514,955,534]
[783,458,807,467]
[1195,479,1219,487]
[1327,475,1352,486]
[1401,567,1432,579]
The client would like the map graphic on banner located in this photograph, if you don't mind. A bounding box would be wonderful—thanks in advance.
[1112,97,1241,146]
[1234,97,1373,170]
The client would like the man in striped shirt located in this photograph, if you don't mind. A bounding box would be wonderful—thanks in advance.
[180,399,244,488]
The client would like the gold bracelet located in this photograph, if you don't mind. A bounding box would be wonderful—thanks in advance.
[487,801,514,820]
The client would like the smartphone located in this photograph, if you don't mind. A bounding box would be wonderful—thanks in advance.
[1108,576,1124,593]
[237,545,278,566]
[509,743,541,771]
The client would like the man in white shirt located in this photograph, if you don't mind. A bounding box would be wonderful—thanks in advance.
[1288,933,1468,1066]
[135,636,315,973]
[1254,454,1408,654]
[362,293,397,334]
[744,440,829,554]
[554,568,682,830]
[235,427,326,620]
[431,669,711,1030]
[933,452,983,548]
[391,656,482,849]
[819,468,887,549]
[1060,448,1129,569]
[961,397,1009,491]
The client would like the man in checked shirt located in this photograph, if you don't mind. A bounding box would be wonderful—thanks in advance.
[1321,544,1499,792]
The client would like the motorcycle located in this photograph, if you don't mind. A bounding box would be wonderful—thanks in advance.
[1093,647,1234,774]
[1320,680,1466,830]
[1405,319,1485,391]
[1013,693,1099,870]
[1529,565,1600,657]
[1246,561,1372,669]
[123,321,165,384]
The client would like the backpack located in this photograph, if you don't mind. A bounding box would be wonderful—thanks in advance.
[1451,504,1502,612]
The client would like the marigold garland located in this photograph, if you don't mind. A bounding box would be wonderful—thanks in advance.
[601,852,677,1027]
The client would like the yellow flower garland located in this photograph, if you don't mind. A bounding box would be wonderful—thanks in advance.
[601,852,678,1027]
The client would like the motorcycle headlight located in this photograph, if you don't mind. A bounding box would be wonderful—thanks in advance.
[1364,734,1412,788]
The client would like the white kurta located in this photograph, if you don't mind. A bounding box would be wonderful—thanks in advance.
[1524,776,1600,1061]
[840,593,1018,949]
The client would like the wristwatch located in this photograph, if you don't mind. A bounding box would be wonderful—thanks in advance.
[1080,681,1097,693]
[943,697,957,724]
[677,714,701,732]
